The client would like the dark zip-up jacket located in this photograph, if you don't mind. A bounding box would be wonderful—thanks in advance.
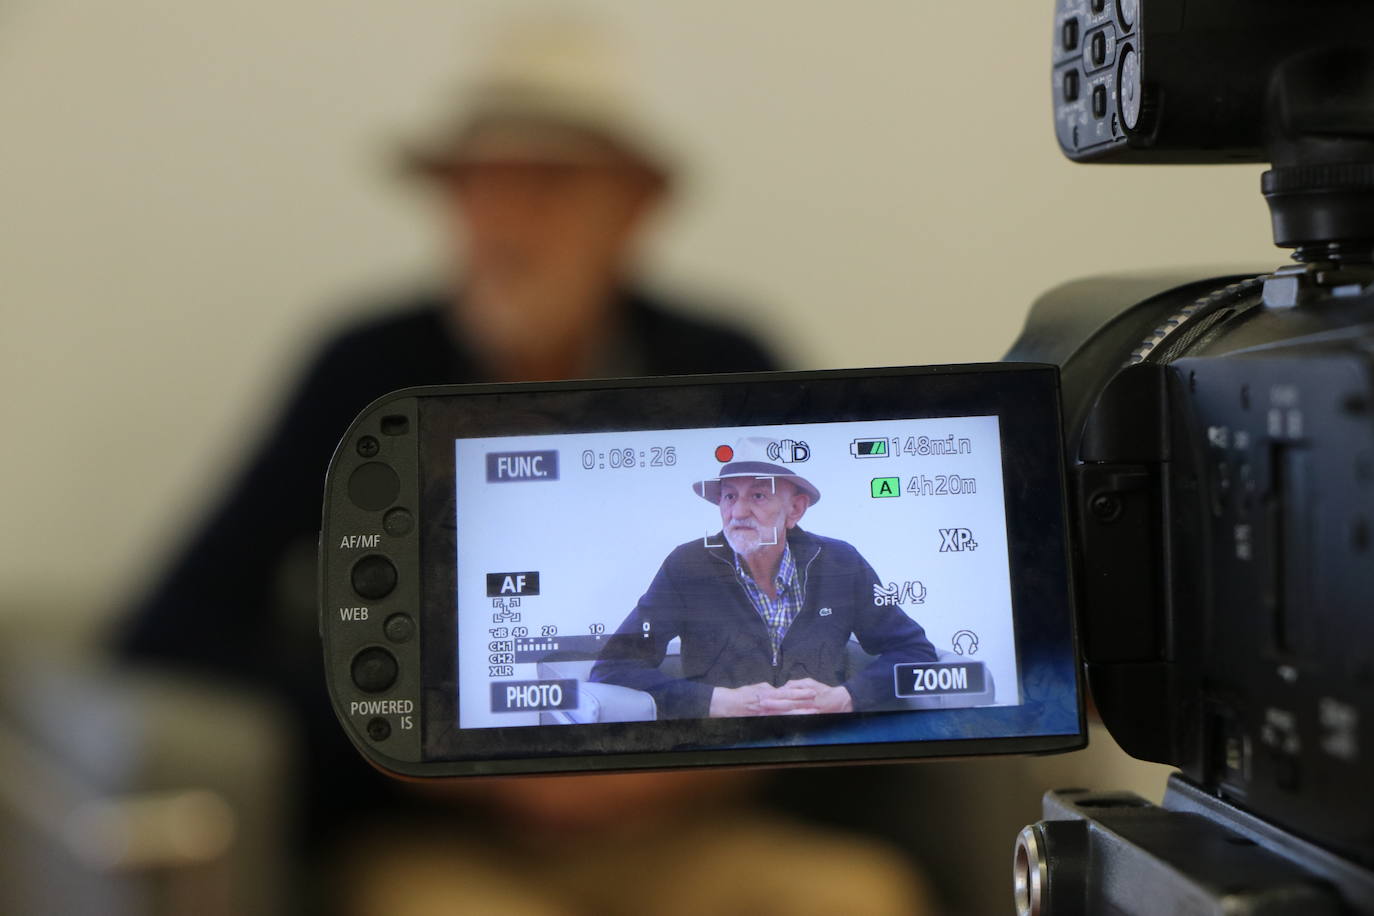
[590,527,938,718]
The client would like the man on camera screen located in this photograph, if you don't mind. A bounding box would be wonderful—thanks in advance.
[591,437,939,719]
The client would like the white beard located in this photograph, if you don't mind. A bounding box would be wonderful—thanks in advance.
[724,521,778,557]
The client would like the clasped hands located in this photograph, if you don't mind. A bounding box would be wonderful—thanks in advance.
[709,678,853,717]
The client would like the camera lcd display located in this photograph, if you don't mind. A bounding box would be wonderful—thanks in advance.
[455,416,1018,729]
[322,366,1083,776]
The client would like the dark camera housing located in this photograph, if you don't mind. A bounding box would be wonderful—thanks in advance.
[1037,4,1374,863]
[1011,266,1374,866]
[1011,3,1374,910]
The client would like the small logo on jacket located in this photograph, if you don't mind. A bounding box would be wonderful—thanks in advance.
[818,607,833,617]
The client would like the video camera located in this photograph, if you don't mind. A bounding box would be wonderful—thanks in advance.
[319,0,1374,911]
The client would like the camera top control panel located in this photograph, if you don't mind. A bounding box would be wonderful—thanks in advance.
[1053,0,1140,159]
[320,398,423,766]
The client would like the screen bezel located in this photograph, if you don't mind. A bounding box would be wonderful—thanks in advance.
[411,365,1084,776]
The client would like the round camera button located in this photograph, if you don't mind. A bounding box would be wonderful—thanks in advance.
[352,647,398,693]
[383,507,414,536]
[384,613,415,643]
[349,462,400,511]
[352,555,397,599]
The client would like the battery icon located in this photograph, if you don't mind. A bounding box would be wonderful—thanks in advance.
[850,438,888,458]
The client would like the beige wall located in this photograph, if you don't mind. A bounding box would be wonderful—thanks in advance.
[2,2,1270,639]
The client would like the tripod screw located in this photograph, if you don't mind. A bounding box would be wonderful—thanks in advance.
[1091,492,1123,522]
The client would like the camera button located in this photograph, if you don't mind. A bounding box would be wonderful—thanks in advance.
[1091,31,1107,67]
[385,613,415,643]
[1092,84,1109,119]
[1063,70,1081,103]
[1062,18,1080,51]
[352,647,399,693]
[349,462,400,511]
[383,507,414,536]
[352,555,397,599]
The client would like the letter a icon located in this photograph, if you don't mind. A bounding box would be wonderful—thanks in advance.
[871,476,900,498]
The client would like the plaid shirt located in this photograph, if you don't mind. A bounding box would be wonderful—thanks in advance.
[734,544,805,666]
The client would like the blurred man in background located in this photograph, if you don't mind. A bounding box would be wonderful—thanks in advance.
[115,21,931,915]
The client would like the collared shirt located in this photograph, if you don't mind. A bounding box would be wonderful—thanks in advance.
[734,543,805,666]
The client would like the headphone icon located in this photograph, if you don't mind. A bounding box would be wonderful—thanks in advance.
[951,630,980,656]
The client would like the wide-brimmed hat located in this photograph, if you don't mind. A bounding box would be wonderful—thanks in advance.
[400,20,675,182]
[693,437,821,506]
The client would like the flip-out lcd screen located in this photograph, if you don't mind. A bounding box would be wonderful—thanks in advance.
[320,365,1083,777]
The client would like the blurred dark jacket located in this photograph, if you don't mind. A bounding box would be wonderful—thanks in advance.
[115,287,779,852]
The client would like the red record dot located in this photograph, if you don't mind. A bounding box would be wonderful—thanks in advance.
[714,444,734,462]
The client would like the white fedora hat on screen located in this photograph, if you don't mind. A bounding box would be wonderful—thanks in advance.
[693,437,822,506]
